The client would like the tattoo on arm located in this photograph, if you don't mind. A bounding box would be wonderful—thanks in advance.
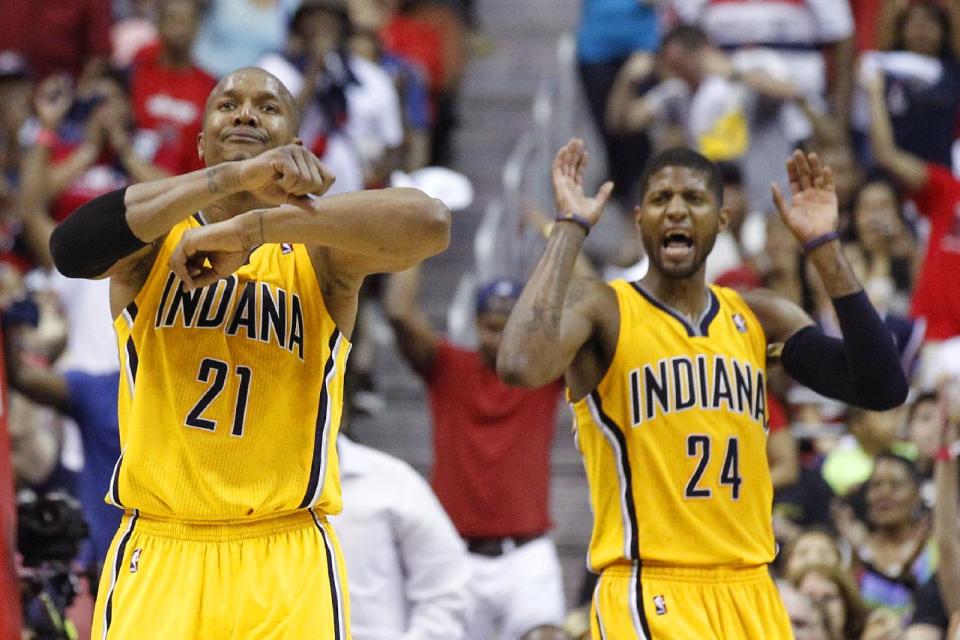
[809,243,862,298]
[522,305,563,341]
[516,226,586,344]
[205,167,221,194]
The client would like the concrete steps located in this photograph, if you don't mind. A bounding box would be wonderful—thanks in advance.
[349,0,594,611]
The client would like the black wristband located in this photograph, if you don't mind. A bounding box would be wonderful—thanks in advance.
[555,213,591,235]
[802,231,839,254]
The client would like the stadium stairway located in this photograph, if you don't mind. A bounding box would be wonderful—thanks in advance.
[348,0,594,610]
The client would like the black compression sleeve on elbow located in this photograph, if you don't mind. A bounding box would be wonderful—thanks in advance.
[781,291,909,411]
[49,187,147,278]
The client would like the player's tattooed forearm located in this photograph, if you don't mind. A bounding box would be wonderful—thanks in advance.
[206,167,221,194]
[565,279,587,309]
[522,304,563,341]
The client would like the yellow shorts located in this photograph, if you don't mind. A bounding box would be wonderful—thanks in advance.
[591,564,791,640]
[91,509,350,640]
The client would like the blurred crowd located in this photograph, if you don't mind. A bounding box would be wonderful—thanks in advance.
[564,1,960,639]
[1,0,960,639]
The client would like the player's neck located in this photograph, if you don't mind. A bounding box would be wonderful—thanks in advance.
[639,270,710,322]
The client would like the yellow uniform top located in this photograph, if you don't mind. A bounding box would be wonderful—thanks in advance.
[571,280,775,572]
[111,215,351,521]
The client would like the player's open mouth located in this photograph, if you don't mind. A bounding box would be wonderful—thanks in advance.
[661,230,694,261]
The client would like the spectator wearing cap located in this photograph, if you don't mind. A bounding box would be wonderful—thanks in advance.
[385,265,566,639]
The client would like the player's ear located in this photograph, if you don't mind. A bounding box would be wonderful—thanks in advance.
[197,132,205,162]
[292,137,304,147]
[633,204,643,228]
[718,206,730,233]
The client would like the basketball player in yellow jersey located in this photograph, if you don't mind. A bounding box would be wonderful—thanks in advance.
[48,67,450,639]
[498,140,908,640]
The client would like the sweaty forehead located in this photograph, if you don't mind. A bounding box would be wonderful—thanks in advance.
[646,166,712,195]
[205,69,297,116]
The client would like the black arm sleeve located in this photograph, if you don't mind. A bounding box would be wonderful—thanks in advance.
[780,291,909,411]
[49,187,147,278]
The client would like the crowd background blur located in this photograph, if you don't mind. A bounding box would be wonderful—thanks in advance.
[1,0,960,639]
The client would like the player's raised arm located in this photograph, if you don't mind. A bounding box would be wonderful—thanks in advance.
[49,143,334,279]
[497,139,615,388]
[744,150,908,411]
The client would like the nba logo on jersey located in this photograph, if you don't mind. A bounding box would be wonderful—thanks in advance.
[732,313,748,333]
[281,243,293,254]
[653,594,667,616]
[130,548,142,574]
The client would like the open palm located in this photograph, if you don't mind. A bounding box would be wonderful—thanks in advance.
[771,150,838,243]
[552,138,613,227]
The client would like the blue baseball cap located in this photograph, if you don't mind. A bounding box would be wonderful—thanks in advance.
[476,279,523,315]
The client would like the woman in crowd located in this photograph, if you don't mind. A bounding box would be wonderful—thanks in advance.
[851,454,937,620]
[784,528,846,579]
[844,173,916,316]
[792,564,870,640]
[874,0,960,168]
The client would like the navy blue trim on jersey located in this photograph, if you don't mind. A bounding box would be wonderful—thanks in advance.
[125,301,138,322]
[155,273,176,327]
[590,391,639,560]
[635,567,653,639]
[629,282,720,338]
[109,453,124,507]
[697,293,721,336]
[125,338,138,382]
[312,512,344,640]
[298,330,341,509]
[192,212,207,226]
[103,509,139,638]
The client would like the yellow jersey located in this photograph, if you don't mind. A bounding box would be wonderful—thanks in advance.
[571,280,775,572]
[111,215,351,521]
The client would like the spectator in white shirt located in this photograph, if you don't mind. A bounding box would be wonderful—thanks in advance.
[331,436,471,640]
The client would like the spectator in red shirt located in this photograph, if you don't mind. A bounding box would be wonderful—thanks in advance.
[0,0,111,80]
[129,0,218,175]
[865,64,960,344]
[385,265,566,639]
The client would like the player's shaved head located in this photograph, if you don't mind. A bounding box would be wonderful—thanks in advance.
[204,67,300,131]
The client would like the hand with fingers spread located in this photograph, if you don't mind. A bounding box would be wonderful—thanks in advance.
[771,149,839,245]
[237,144,336,206]
[552,138,614,230]
[169,215,263,291]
